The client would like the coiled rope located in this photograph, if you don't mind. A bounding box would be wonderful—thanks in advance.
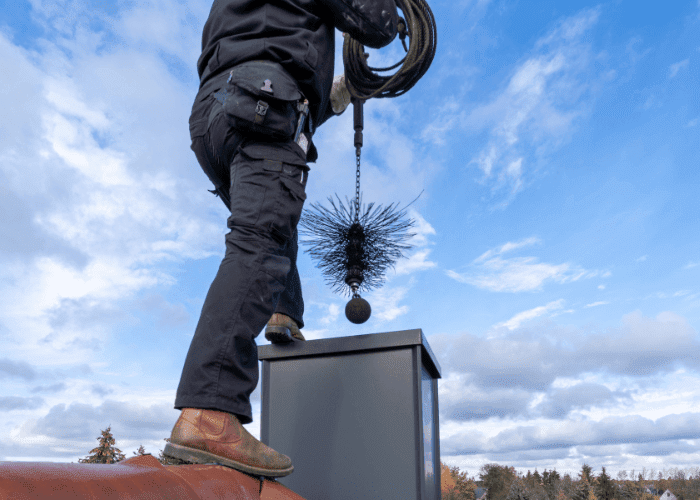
[342,0,437,100]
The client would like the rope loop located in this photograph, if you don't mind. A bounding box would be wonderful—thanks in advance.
[342,0,437,100]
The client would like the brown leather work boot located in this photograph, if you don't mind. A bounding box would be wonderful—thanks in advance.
[265,313,306,343]
[163,408,293,477]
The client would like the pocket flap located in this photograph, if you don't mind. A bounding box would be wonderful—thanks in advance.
[239,142,308,168]
[227,61,302,102]
[279,173,308,202]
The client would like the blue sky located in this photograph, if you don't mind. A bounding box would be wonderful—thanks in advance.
[0,0,699,478]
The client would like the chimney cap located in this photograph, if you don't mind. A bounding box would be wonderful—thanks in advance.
[258,328,441,378]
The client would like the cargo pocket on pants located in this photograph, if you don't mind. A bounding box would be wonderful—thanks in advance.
[227,152,271,231]
[263,166,306,244]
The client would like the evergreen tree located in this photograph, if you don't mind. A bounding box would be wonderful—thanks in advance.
[526,471,548,500]
[595,467,617,500]
[559,474,576,500]
[79,426,125,464]
[533,470,542,486]
[480,464,517,500]
[620,479,640,500]
[525,470,535,493]
[133,445,147,456]
[542,469,561,500]
[580,465,594,484]
[576,478,588,500]
[573,465,594,500]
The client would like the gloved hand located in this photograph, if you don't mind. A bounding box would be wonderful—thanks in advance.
[330,74,352,114]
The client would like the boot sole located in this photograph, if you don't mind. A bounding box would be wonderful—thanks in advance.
[265,326,294,343]
[163,442,293,478]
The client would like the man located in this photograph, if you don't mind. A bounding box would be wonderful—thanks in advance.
[163,0,399,478]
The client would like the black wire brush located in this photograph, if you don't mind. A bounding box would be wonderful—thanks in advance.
[298,191,421,323]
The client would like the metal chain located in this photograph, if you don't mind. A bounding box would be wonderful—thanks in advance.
[354,147,361,223]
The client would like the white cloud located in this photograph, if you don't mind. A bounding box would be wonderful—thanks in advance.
[44,76,111,130]
[535,7,601,47]
[585,301,609,308]
[368,285,410,322]
[117,0,203,65]
[474,236,540,262]
[388,209,438,277]
[423,7,604,207]
[431,310,700,401]
[320,303,341,326]
[309,96,435,218]
[432,311,700,475]
[448,237,591,292]
[500,157,523,193]
[392,249,437,276]
[136,293,190,329]
[492,53,567,146]
[420,97,461,146]
[0,9,233,365]
[494,299,565,330]
[669,59,689,78]
[5,398,178,460]
[406,209,437,247]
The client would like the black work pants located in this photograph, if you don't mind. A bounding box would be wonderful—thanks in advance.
[174,94,309,424]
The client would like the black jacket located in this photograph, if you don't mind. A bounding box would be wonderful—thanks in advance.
[193,0,399,132]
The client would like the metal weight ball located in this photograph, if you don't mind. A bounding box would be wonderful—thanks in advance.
[345,295,371,324]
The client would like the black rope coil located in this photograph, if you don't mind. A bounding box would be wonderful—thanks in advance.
[342,0,437,100]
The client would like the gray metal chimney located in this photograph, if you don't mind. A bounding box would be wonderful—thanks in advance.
[257,329,442,500]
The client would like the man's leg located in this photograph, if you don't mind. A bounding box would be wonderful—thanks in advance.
[175,139,307,419]
[169,139,308,476]
[273,226,304,329]
[265,225,306,342]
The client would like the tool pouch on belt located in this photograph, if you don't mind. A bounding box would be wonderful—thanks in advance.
[222,61,302,141]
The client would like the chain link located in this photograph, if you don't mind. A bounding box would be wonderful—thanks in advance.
[355,148,361,223]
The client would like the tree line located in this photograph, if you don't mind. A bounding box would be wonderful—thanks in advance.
[442,462,700,500]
